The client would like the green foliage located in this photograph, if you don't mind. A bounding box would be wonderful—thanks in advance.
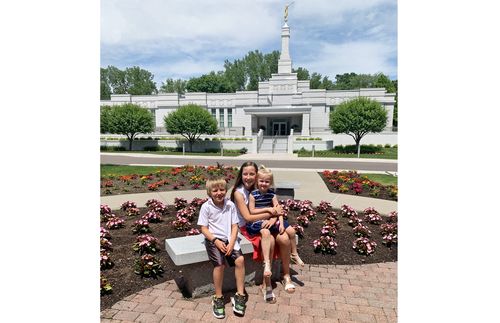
[329,97,387,155]
[333,145,383,154]
[163,104,218,151]
[100,65,158,99]
[160,78,187,94]
[186,71,234,93]
[103,103,155,150]
[293,67,310,80]
[100,105,113,134]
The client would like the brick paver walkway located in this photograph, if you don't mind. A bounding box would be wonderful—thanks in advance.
[101,262,397,323]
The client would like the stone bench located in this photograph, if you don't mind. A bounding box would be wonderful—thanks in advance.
[275,181,300,200]
[165,233,298,298]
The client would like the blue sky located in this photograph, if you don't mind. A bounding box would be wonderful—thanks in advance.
[101,0,397,86]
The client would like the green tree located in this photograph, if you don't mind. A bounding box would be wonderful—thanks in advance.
[329,97,387,157]
[223,59,247,91]
[106,103,155,150]
[100,105,113,133]
[100,68,112,100]
[163,104,218,152]
[392,80,398,128]
[125,66,157,95]
[186,71,234,93]
[373,73,396,93]
[160,78,187,94]
[293,67,310,80]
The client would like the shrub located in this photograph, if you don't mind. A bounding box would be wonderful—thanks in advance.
[186,228,201,236]
[100,274,112,295]
[172,217,192,231]
[141,210,162,223]
[352,237,377,255]
[132,219,151,234]
[291,224,304,238]
[384,144,391,148]
[352,224,371,237]
[106,216,125,229]
[133,234,160,254]
[313,236,338,254]
[134,254,164,278]
[100,250,114,270]
[239,147,248,154]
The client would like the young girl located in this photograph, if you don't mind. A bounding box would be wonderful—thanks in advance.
[247,166,304,288]
[231,162,294,301]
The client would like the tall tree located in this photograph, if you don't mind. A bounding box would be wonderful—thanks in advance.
[100,105,113,133]
[125,66,157,95]
[100,68,112,100]
[186,71,234,93]
[293,67,310,80]
[329,97,387,157]
[105,103,155,150]
[163,104,218,152]
[160,78,187,94]
[223,59,247,91]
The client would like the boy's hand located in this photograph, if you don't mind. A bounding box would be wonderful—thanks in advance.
[225,242,235,256]
[215,239,227,253]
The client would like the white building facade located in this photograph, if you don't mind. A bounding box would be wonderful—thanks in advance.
[101,22,396,151]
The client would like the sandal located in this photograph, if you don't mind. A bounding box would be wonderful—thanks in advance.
[262,286,277,304]
[290,253,305,266]
[263,261,272,278]
[282,275,295,294]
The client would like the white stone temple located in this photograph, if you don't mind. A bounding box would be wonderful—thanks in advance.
[101,19,396,151]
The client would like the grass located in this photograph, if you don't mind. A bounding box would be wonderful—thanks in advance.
[297,147,397,159]
[361,173,397,186]
[101,164,398,186]
[101,164,174,177]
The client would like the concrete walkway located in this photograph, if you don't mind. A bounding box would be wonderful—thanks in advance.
[100,169,397,322]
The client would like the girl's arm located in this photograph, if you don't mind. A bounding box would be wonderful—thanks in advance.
[234,191,273,222]
[248,194,275,216]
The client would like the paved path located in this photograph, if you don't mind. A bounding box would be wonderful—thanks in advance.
[101,263,397,323]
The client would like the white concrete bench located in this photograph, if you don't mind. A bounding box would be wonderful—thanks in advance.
[164,233,299,297]
[275,181,300,199]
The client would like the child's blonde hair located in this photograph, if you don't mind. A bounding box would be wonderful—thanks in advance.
[257,165,274,187]
[205,178,228,196]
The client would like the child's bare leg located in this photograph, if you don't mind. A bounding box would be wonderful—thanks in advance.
[234,256,245,295]
[260,228,273,277]
[213,265,225,297]
[275,233,291,276]
[287,226,304,266]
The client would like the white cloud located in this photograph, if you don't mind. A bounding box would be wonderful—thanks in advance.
[101,0,397,83]
[297,40,397,78]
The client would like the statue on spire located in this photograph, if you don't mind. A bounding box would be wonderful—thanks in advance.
[284,2,294,23]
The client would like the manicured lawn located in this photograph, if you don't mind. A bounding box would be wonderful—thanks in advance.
[363,173,397,186]
[101,165,173,177]
[297,147,397,159]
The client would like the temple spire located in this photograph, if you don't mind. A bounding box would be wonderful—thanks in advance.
[278,4,293,74]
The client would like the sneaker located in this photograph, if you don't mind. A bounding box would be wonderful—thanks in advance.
[212,295,225,319]
[231,293,247,316]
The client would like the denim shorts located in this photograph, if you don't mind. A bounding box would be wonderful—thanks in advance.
[245,219,289,236]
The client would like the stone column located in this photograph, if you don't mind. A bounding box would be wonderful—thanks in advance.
[301,113,310,136]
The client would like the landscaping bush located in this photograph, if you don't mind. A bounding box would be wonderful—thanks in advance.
[333,145,383,154]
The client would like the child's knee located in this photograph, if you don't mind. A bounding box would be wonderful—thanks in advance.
[286,226,296,235]
[235,256,245,267]
[214,264,225,272]
[261,228,271,237]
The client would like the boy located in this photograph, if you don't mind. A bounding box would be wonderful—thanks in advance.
[198,178,247,318]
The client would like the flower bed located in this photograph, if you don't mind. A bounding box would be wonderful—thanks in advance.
[319,170,398,201]
[100,165,238,196]
[100,198,397,310]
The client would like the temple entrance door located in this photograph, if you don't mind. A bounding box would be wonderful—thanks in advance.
[272,122,287,136]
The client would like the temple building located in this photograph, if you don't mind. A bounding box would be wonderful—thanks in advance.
[101,19,396,151]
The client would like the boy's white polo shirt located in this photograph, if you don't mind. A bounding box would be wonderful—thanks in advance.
[197,197,241,250]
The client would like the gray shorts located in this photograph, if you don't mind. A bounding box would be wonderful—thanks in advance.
[205,238,243,267]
